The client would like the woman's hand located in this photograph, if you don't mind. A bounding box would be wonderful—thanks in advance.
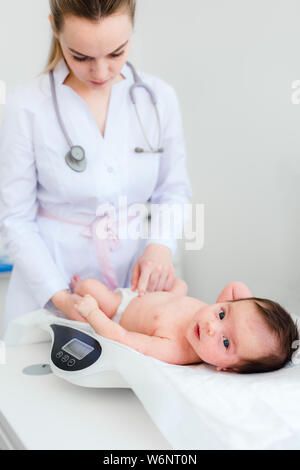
[51,290,88,322]
[131,244,175,296]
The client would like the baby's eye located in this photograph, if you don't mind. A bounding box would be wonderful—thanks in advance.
[218,309,225,320]
[223,337,230,349]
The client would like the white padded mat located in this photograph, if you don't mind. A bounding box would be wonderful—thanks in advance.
[4,309,300,450]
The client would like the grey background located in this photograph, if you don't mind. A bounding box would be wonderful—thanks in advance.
[1,0,300,323]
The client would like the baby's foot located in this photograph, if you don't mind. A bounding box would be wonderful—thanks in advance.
[70,274,81,292]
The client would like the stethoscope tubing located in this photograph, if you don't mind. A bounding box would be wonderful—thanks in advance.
[49,61,164,172]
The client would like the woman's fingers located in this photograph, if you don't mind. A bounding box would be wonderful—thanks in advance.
[147,269,161,292]
[131,262,140,291]
[163,271,176,291]
[155,269,170,292]
[148,265,170,292]
[137,263,175,294]
[137,262,153,295]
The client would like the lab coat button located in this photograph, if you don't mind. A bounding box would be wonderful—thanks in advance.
[107,166,114,173]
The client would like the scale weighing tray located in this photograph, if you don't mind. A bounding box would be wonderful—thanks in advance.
[0,341,171,450]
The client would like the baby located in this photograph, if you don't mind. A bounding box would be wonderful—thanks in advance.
[70,275,299,373]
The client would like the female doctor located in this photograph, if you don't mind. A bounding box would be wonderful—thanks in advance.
[0,0,192,330]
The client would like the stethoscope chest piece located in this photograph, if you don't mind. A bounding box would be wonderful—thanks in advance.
[65,145,87,172]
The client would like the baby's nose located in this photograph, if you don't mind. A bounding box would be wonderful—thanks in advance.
[204,321,215,336]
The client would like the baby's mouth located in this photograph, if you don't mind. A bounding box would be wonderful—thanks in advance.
[194,324,200,340]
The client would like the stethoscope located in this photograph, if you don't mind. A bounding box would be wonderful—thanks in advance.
[49,61,164,173]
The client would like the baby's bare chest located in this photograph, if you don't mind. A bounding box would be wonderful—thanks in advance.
[120,293,200,340]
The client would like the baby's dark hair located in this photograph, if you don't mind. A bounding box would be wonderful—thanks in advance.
[231,297,299,374]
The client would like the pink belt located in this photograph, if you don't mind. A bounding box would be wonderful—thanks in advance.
[38,206,133,291]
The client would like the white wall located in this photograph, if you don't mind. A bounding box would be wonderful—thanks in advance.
[1,1,300,317]
[134,0,300,316]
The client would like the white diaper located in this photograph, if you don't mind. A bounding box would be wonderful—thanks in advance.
[113,288,139,324]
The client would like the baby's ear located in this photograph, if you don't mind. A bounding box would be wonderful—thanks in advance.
[216,366,237,373]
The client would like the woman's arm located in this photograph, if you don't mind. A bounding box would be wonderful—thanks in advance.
[145,84,192,256]
[0,91,70,309]
[131,85,192,294]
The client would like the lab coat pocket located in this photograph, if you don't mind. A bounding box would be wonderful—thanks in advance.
[35,141,69,200]
[127,150,161,201]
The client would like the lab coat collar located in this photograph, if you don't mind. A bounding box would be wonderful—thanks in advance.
[54,57,70,85]
[53,57,132,86]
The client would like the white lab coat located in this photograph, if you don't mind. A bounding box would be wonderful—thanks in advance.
[0,58,192,332]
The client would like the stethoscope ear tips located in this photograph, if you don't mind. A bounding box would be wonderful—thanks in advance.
[134,147,164,154]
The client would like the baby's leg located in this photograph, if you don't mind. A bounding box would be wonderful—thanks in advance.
[216,281,253,303]
[71,276,121,319]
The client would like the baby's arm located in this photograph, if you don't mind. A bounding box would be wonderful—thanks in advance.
[74,294,180,364]
[167,278,188,296]
[216,281,253,303]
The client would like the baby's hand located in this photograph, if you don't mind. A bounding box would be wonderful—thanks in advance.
[74,294,99,318]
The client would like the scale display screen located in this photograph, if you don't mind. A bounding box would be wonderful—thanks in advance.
[62,338,94,360]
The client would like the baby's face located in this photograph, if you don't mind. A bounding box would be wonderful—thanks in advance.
[185,299,278,371]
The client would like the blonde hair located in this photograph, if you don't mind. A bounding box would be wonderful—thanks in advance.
[44,0,136,74]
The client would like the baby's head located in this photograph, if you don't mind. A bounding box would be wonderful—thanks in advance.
[186,297,299,373]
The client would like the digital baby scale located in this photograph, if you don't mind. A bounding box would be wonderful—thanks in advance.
[4,309,131,388]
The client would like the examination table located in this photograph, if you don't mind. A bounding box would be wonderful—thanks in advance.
[1,308,300,450]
